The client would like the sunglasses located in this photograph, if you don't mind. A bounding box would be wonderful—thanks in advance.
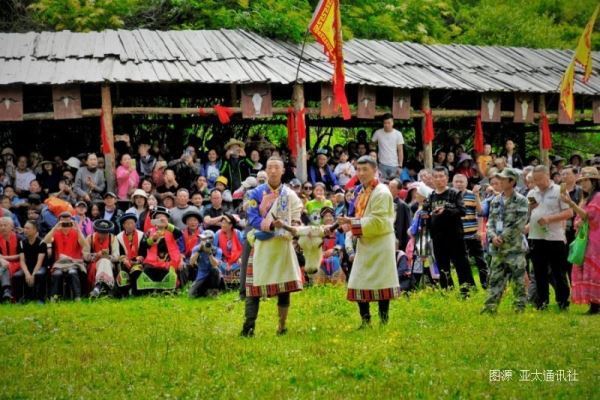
[303,186,313,190]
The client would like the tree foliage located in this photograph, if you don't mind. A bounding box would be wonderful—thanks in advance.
[2,0,599,50]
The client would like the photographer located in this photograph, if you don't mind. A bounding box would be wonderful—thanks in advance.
[188,230,223,298]
[43,212,88,301]
[220,139,252,192]
[52,178,77,205]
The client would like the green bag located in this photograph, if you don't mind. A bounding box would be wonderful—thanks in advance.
[567,221,589,266]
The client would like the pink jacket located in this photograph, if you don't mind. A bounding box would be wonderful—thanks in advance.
[116,165,140,200]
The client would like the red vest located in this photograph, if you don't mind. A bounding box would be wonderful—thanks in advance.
[0,232,20,275]
[54,229,83,259]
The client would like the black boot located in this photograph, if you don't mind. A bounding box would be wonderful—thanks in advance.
[378,300,390,325]
[586,303,599,315]
[358,302,371,329]
[241,297,258,337]
[240,324,255,337]
[2,287,12,303]
[359,315,371,330]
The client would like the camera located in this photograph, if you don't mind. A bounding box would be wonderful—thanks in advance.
[332,245,343,257]
[61,221,73,228]
[200,241,214,254]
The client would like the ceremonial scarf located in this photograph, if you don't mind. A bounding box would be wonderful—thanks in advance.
[92,233,111,254]
[218,229,243,266]
[354,179,378,218]
[144,227,181,269]
[182,228,200,257]
[122,230,139,260]
[142,212,153,233]
[0,232,18,256]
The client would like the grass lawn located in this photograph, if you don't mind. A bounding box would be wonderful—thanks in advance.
[0,285,598,399]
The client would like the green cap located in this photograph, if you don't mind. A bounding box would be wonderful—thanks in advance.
[495,168,519,181]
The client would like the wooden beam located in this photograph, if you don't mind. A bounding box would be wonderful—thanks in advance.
[12,106,594,121]
[422,90,433,170]
[101,84,116,193]
[538,94,549,167]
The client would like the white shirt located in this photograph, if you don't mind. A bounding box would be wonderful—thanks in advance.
[14,169,36,192]
[371,128,404,167]
[527,183,570,242]
[333,161,355,186]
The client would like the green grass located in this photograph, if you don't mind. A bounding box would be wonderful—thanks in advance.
[0,285,598,399]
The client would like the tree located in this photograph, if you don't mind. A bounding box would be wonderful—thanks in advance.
[27,0,139,31]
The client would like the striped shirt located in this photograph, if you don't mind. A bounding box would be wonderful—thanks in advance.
[461,190,479,239]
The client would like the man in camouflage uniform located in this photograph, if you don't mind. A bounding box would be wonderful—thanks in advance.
[482,168,529,313]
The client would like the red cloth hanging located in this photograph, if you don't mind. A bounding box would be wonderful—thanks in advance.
[423,109,434,144]
[213,104,234,124]
[100,110,111,154]
[287,107,306,159]
[540,113,552,150]
[297,108,306,144]
[287,107,297,158]
[474,112,484,154]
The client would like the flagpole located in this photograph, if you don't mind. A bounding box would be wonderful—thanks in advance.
[294,29,310,83]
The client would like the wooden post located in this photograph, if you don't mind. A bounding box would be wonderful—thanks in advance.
[422,90,433,169]
[230,84,238,107]
[538,94,549,167]
[293,83,307,182]
[101,83,116,193]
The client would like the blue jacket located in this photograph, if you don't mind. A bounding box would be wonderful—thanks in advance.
[191,244,223,282]
[308,164,339,190]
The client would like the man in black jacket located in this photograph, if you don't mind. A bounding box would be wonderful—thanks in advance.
[389,179,411,251]
[423,167,475,297]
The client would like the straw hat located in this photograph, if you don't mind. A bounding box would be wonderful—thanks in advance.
[576,167,600,182]
[130,188,148,201]
[224,138,245,150]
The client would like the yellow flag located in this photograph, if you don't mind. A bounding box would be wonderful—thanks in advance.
[574,4,599,82]
[559,61,575,120]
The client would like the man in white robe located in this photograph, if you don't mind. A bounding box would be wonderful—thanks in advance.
[337,156,400,327]
[241,156,303,337]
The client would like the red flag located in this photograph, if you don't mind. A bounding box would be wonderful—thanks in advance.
[214,104,234,124]
[540,113,552,150]
[423,109,434,144]
[309,0,351,120]
[100,110,111,154]
[474,112,484,154]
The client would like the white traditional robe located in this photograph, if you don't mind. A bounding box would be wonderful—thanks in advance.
[246,183,304,297]
[347,183,400,301]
